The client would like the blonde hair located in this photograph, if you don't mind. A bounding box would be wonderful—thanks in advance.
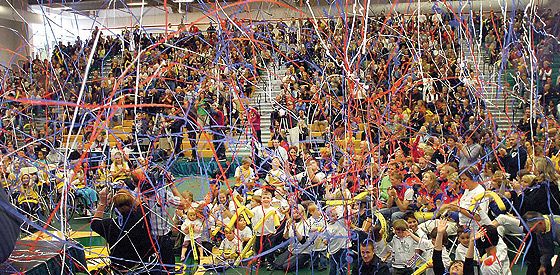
[423,171,438,189]
[392,219,408,230]
[307,202,317,211]
[319,147,331,157]
[521,174,536,186]
[182,190,194,201]
[535,157,559,184]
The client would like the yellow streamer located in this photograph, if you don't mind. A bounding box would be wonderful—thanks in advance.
[189,225,198,261]
[412,259,432,275]
[211,197,254,237]
[374,212,388,241]
[325,191,369,206]
[469,191,506,211]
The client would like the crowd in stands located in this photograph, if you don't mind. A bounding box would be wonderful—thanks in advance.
[1,5,560,275]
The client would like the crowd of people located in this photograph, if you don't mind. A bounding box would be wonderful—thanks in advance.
[1,4,560,275]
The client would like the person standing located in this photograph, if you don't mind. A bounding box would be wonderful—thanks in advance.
[247,107,262,149]
[209,103,227,161]
[91,188,155,274]
[138,157,182,274]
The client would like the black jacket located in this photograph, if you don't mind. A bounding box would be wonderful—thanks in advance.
[515,181,560,216]
[91,207,154,270]
[351,255,390,275]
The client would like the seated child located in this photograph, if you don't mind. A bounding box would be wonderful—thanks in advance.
[235,216,253,243]
[219,228,242,262]
[454,225,480,262]
[412,226,451,275]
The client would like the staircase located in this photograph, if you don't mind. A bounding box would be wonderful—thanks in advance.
[226,65,286,158]
[459,38,514,132]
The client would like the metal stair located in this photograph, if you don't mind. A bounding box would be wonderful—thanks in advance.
[459,39,514,132]
[226,65,286,158]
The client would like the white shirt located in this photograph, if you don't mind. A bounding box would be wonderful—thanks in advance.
[273,146,289,163]
[389,235,416,268]
[458,184,491,229]
[219,237,242,254]
[374,240,391,261]
[284,220,312,254]
[323,220,350,254]
[235,226,253,241]
[271,197,289,220]
[265,168,286,186]
[480,239,512,275]
[454,243,480,261]
[308,216,327,251]
[181,218,203,240]
[251,205,279,236]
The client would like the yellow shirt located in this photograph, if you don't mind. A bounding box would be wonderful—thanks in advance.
[17,186,39,204]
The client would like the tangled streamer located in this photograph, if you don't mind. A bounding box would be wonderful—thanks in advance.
[1,0,560,274]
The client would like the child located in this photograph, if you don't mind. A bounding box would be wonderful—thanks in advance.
[323,207,350,275]
[274,204,311,271]
[235,216,252,243]
[412,227,451,275]
[475,225,512,275]
[219,228,242,261]
[209,189,233,231]
[265,157,286,191]
[181,208,204,261]
[234,157,256,192]
[454,225,479,261]
[250,189,280,269]
[403,211,426,239]
[389,219,416,274]
[372,225,392,263]
[307,203,328,271]
[433,219,476,275]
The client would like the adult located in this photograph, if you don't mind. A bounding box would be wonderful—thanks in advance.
[514,157,560,275]
[137,157,182,274]
[457,131,483,169]
[380,172,414,221]
[247,107,262,145]
[271,138,288,163]
[91,188,155,274]
[209,103,226,161]
[440,167,491,232]
[523,211,560,275]
[515,157,560,216]
[498,132,527,180]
